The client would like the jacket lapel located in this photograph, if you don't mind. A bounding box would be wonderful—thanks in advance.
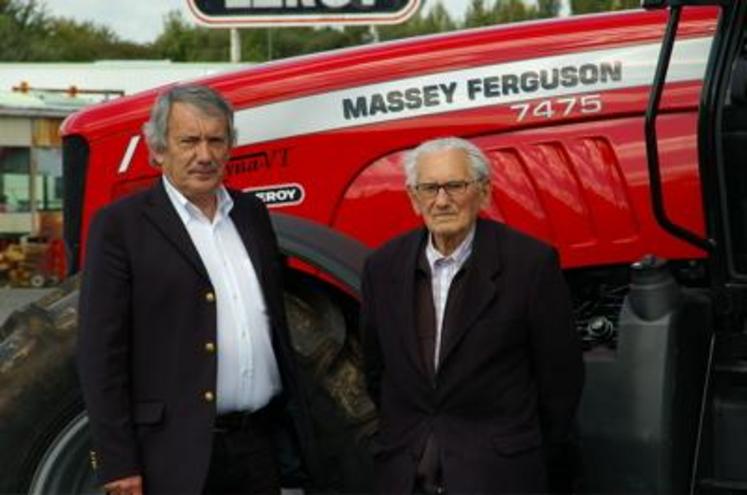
[390,228,430,380]
[438,219,503,369]
[141,179,209,281]
[228,191,265,285]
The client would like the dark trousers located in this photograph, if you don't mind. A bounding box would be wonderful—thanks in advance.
[203,409,280,495]
[413,434,444,495]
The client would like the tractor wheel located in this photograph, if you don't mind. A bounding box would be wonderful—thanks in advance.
[0,274,375,493]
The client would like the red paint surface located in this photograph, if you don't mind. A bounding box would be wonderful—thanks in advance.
[63,7,717,269]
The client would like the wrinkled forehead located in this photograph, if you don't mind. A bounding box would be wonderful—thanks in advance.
[415,147,473,181]
[168,102,230,133]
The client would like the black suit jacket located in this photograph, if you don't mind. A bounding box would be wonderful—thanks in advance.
[362,218,584,494]
[77,180,311,493]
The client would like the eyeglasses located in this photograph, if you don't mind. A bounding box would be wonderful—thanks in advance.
[411,179,482,199]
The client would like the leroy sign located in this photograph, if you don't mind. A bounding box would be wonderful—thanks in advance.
[186,0,422,26]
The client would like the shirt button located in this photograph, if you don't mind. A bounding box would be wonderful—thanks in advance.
[205,342,216,353]
[204,391,214,402]
[205,291,215,303]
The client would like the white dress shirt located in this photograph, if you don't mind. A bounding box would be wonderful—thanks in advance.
[163,177,282,414]
[425,225,475,368]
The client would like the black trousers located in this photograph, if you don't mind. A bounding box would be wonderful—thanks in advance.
[413,434,445,495]
[203,409,280,495]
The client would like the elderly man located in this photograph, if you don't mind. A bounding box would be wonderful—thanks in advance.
[361,137,584,494]
[77,85,310,494]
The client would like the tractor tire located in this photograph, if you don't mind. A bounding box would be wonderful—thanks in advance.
[0,275,95,494]
[0,274,375,493]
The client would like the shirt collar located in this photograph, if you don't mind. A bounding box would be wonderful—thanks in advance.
[425,224,476,271]
[162,175,233,225]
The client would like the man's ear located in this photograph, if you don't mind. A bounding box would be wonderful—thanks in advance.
[149,148,164,168]
[479,180,492,210]
[407,187,422,216]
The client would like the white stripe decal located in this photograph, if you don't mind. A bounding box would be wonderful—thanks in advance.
[233,37,711,146]
[118,135,141,174]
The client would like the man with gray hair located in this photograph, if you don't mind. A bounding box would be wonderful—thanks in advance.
[77,84,311,494]
[362,136,584,494]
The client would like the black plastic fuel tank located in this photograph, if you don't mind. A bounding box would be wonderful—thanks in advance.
[578,256,711,493]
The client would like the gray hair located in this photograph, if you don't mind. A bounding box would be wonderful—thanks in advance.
[143,84,237,158]
[404,137,491,186]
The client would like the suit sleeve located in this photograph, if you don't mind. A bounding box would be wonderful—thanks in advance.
[527,247,583,443]
[360,257,383,409]
[76,208,140,485]
[527,248,584,491]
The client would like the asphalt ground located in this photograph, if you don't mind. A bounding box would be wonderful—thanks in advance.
[0,287,54,326]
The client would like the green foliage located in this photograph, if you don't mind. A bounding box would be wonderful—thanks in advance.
[0,0,154,60]
[153,11,228,62]
[463,0,562,28]
[464,0,496,28]
[378,2,457,42]
[537,0,562,18]
[571,0,640,14]
[0,0,51,60]
[45,19,152,60]
[494,0,533,24]
[423,3,458,32]
[150,11,372,62]
[618,0,642,9]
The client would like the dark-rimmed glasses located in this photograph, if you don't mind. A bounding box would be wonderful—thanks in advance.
[411,179,482,199]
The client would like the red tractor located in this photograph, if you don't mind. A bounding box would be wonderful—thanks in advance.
[1,2,746,493]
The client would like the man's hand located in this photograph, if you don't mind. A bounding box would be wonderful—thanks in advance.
[103,475,143,495]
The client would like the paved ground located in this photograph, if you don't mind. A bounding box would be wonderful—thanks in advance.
[0,287,54,326]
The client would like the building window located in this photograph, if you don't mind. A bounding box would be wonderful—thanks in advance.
[35,147,63,212]
[0,146,31,213]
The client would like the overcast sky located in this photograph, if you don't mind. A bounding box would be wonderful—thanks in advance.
[43,0,473,44]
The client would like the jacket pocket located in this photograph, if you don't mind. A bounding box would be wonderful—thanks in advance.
[368,436,412,461]
[132,401,165,425]
[492,429,542,456]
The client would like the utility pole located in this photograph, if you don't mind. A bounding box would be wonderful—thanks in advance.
[369,25,380,43]
[561,0,572,16]
[230,28,241,63]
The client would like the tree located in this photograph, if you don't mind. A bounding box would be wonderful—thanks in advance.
[153,11,228,62]
[0,0,154,61]
[378,3,456,42]
[571,0,640,14]
[44,19,153,61]
[537,0,562,18]
[152,12,372,63]
[0,0,51,60]
[464,0,498,28]
[616,0,641,9]
[422,2,458,33]
[462,0,547,28]
[494,0,535,24]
